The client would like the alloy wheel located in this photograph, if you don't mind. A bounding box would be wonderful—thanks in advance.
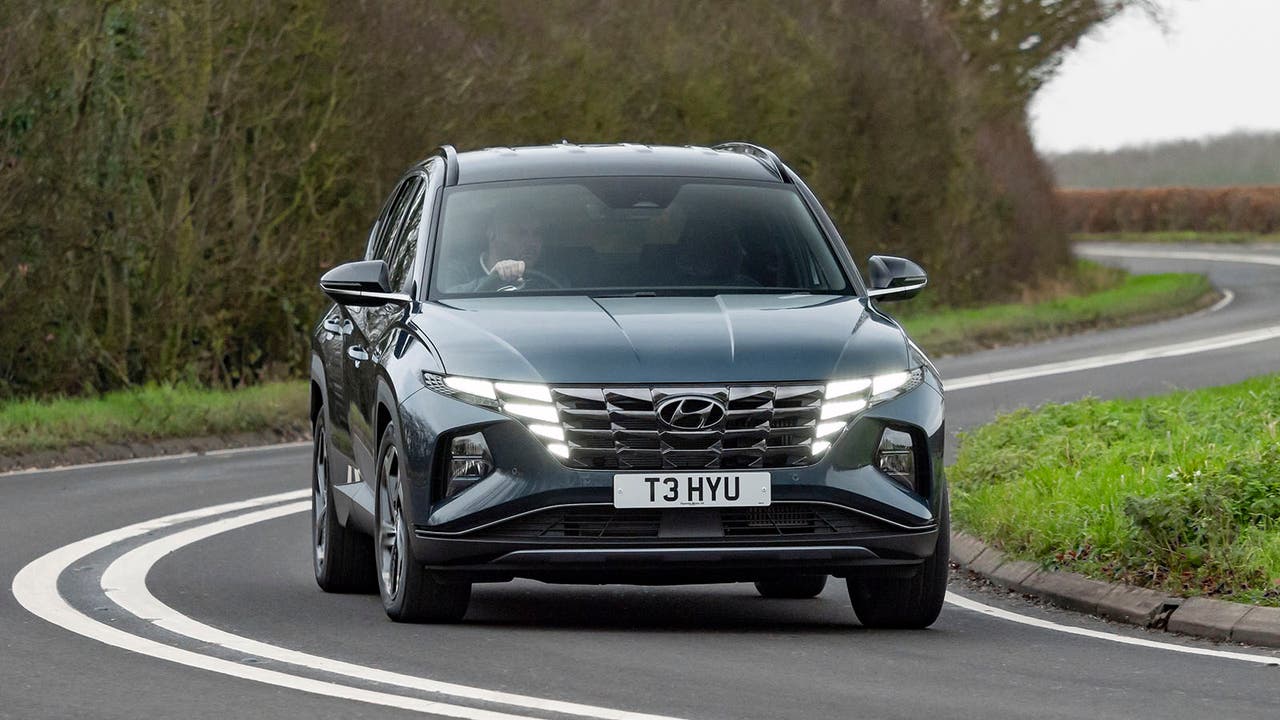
[312,422,329,575]
[377,445,405,601]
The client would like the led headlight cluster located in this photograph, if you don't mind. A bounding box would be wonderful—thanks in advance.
[424,373,569,459]
[811,367,924,456]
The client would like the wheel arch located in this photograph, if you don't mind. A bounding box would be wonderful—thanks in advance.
[309,354,328,423]
[374,376,400,457]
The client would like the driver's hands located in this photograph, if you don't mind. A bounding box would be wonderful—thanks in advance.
[490,259,525,282]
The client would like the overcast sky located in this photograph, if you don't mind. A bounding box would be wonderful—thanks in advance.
[1030,0,1280,153]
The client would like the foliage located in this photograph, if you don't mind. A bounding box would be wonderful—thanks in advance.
[1059,186,1280,234]
[950,375,1280,605]
[1050,131,1280,189]
[0,1,359,398]
[0,0,1140,400]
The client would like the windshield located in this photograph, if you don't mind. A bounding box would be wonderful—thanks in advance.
[430,178,851,297]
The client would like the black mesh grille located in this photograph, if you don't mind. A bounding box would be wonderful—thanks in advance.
[477,504,882,540]
[553,384,824,470]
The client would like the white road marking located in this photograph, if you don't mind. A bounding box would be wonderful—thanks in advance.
[1202,288,1235,315]
[205,440,310,456]
[81,493,1280,716]
[945,322,1280,391]
[945,593,1278,666]
[14,492,687,720]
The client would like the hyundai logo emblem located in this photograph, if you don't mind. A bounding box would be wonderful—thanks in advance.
[656,395,726,430]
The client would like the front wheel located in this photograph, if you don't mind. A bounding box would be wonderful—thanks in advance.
[375,422,471,623]
[846,491,949,629]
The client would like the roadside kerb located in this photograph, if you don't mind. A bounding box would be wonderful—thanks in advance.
[950,530,1280,648]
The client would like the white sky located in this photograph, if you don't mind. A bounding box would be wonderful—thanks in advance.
[1030,0,1280,153]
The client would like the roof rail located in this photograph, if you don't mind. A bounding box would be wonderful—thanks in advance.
[712,142,789,182]
[435,145,460,186]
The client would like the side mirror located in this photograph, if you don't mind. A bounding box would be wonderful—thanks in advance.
[320,260,411,307]
[865,255,927,301]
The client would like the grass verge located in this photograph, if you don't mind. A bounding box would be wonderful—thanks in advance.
[950,374,1280,606]
[0,381,308,458]
[899,264,1215,357]
[1074,231,1280,244]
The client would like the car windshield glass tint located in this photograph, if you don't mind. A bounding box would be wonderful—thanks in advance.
[430,178,850,297]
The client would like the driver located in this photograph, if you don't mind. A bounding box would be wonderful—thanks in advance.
[445,217,547,292]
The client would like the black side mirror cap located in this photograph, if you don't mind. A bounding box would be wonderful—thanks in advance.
[320,260,410,307]
[866,255,927,301]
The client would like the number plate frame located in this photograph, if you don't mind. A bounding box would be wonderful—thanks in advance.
[612,472,771,509]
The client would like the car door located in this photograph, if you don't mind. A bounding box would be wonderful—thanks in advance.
[344,175,425,481]
[326,180,409,479]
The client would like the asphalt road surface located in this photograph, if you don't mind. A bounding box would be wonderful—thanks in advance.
[4,243,1279,720]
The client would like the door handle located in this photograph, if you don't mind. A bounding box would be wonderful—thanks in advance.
[347,346,369,365]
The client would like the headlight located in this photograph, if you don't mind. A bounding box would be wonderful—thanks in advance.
[424,372,569,459]
[812,367,923,457]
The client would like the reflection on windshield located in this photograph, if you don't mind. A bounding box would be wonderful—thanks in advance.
[432,178,850,296]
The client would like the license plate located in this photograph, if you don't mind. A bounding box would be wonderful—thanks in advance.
[612,472,771,508]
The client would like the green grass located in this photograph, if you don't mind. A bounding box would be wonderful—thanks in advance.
[1074,231,1280,244]
[899,268,1214,357]
[950,374,1280,606]
[0,381,308,457]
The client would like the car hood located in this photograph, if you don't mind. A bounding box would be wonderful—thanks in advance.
[414,294,911,385]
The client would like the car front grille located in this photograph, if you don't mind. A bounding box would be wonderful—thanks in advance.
[477,504,884,540]
[552,384,824,470]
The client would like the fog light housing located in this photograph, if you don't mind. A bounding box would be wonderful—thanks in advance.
[876,428,916,490]
[445,431,493,498]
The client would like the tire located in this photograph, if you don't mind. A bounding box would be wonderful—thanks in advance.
[846,491,950,629]
[375,421,471,623]
[754,575,828,599]
[312,406,376,593]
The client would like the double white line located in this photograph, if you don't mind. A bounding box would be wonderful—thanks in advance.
[14,491,687,720]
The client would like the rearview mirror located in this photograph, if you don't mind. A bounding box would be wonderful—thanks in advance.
[865,255,927,301]
[320,260,411,307]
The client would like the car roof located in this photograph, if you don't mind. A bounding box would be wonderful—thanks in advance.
[451,143,784,185]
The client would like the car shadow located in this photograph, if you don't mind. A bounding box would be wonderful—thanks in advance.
[458,582,867,633]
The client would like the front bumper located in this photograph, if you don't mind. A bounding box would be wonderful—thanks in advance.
[396,371,946,583]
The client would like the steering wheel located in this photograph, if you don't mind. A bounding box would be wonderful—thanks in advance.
[492,269,566,292]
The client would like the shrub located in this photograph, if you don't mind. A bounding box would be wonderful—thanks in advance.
[1059,186,1280,234]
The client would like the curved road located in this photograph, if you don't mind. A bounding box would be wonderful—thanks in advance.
[4,243,1279,720]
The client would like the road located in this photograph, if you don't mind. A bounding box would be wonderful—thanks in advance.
[4,243,1279,720]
